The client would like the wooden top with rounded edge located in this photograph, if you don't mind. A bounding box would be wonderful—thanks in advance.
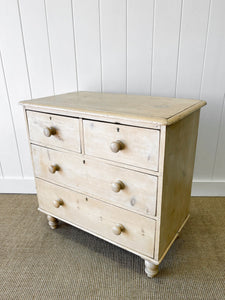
[20,92,206,126]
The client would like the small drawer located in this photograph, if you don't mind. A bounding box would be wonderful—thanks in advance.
[36,179,155,258]
[31,145,157,217]
[27,111,81,152]
[83,120,160,171]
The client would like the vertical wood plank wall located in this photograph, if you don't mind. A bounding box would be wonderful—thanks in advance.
[0,0,224,195]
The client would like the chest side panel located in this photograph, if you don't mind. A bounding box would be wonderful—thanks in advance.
[157,110,200,260]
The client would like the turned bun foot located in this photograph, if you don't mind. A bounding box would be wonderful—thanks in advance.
[144,260,159,278]
[47,215,58,229]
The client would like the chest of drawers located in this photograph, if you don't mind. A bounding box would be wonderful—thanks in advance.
[20,92,206,278]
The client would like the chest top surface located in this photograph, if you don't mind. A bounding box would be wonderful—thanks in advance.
[20,91,206,125]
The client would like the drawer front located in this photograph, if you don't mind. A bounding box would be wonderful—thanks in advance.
[36,179,155,258]
[32,145,157,217]
[27,111,81,152]
[83,120,160,171]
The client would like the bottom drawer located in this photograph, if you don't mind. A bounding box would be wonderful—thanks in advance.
[36,179,155,258]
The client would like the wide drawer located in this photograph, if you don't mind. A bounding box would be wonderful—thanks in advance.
[32,144,157,217]
[36,179,155,258]
[83,120,160,171]
[27,111,81,152]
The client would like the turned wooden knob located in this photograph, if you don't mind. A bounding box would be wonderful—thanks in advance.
[112,224,124,235]
[53,198,64,208]
[43,127,56,137]
[49,164,60,174]
[110,140,124,153]
[111,180,125,193]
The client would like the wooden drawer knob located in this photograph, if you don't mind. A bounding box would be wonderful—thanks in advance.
[110,140,124,153]
[53,198,64,208]
[111,180,125,193]
[112,224,124,235]
[43,127,56,137]
[49,164,60,174]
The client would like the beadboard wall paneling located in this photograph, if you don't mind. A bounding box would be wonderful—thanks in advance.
[194,0,225,181]
[72,0,101,92]
[213,96,225,180]
[100,0,127,93]
[127,0,154,95]
[0,0,225,195]
[151,0,182,97]
[0,165,2,178]
[19,0,54,98]
[45,0,78,94]
[0,0,33,177]
[0,53,22,177]
[175,0,211,99]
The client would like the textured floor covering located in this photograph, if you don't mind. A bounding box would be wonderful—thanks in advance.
[0,195,224,300]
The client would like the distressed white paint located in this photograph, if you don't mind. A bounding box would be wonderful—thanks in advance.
[0,0,225,195]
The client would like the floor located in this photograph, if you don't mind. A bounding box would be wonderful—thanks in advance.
[0,195,224,299]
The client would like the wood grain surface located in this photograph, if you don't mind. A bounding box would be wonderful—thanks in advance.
[36,178,156,258]
[31,144,158,217]
[27,110,81,152]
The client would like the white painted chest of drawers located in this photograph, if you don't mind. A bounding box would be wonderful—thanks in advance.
[21,92,206,277]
